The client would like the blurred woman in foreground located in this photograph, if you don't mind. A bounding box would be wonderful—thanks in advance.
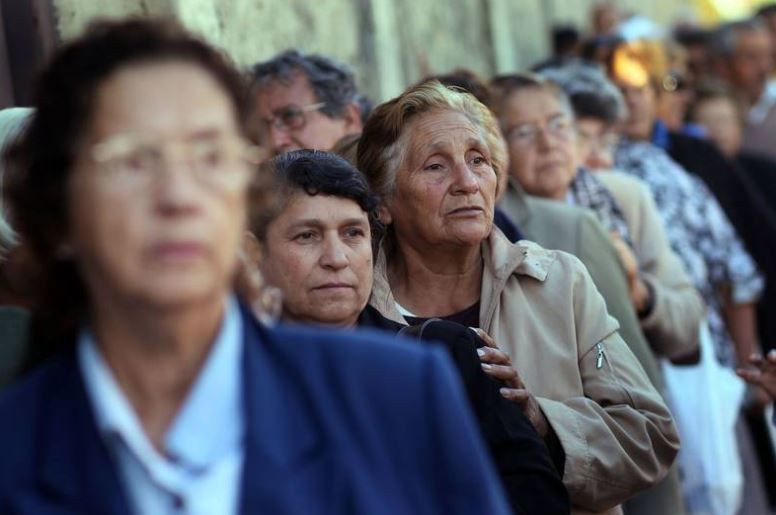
[0,19,512,514]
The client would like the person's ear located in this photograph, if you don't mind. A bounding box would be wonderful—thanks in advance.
[342,102,363,133]
[242,230,263,266]
[377,204,392,225]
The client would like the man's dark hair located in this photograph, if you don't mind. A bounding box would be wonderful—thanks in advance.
[249,150,382,246]
[552,25,580,57]
[756,2,776,18]
[250,49,359,118]
[674,26,710,47]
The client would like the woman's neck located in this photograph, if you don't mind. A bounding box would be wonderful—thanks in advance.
[388,239,482,318]
[89,293,226,452]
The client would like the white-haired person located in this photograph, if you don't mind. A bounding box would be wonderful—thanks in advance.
[0,107,33,390]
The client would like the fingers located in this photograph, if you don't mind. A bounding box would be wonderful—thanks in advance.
[482,363,523,389]
[469,327,498,348]
[767,349,776,363]
[481,363,517,381]
[749,353,764,367]
[736,368,762,385]
[476,346,511,365]
[499,387,530,404]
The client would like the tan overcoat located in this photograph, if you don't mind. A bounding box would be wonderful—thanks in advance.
[369,230,680,515]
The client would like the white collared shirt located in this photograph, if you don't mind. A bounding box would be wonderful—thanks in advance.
[748,79,776,125]
[78,296,245,515]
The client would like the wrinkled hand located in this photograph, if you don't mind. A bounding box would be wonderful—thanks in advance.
[471,327,550,439]
[737,349,776,400]
[609,233,651,314]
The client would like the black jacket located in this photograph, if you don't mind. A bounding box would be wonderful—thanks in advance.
[358,305,571,515]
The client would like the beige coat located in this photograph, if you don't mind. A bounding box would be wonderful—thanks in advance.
[370,230,680,515]
[597,171,705,361]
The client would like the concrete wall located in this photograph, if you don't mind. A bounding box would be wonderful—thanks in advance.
[52,0,693,102]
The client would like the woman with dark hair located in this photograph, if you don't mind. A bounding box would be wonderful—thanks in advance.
[246,149,570,515]
[0,18,513,514]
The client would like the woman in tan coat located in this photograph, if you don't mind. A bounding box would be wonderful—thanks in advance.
[357,80,679,514]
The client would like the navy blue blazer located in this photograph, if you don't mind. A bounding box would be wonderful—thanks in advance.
[0,307,512,514]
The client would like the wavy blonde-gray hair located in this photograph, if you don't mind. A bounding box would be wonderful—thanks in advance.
[356,80,508,201]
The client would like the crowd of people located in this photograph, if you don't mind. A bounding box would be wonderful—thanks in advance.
[1,1,776,514]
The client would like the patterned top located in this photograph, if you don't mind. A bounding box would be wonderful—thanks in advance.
[615,139,764,367]
[568,167,633,248]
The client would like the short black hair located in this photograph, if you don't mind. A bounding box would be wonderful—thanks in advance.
[756,2,776,18]
[249,149,382,245]
[552,25,580,56]
[249,49,358,118]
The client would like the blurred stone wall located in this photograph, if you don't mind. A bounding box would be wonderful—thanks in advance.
[52,0,692,102]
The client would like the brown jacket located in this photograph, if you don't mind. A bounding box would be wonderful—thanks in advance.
[595,171,704,361]
[369,231,680,515]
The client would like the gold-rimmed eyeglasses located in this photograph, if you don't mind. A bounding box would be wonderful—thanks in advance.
[260,102,326,134]
[503,114,573,147]
[89,132,265,190]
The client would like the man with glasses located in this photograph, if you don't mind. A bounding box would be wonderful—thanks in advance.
[250,50,365,156]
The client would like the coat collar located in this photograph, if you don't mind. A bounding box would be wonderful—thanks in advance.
[237,306,335,513]
[29,306,331,514]
[35,353,132,515]
[369,228,556,329]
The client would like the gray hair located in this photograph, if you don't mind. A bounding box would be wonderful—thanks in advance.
[249,49,358,118]
[0,107,33,258]
[538,61,627,125]
[490,72,576,121]
[710,19,767,58]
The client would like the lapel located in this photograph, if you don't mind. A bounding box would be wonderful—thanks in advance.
[27,353,131,515]
[497,180,532,227]
[237,309,341,514]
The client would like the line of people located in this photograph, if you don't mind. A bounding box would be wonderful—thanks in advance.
[0,6,775,515]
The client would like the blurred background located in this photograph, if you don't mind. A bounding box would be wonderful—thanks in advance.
[1,0,774,108]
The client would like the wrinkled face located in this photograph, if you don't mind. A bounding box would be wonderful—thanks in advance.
[386,110,498,250]
[575,117,619,170]
[691,97,743,158]
[260,193,373,327]
[254,71,357,155]
[500,88,577,200]
[68,61,249,312]
[616,80,657,140]
[727,29,773,104]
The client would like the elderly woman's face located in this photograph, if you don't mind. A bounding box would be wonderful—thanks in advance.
[501,88,577,200]
[260,193,373,327]
[386,110,497,249]
[67,61,249,310]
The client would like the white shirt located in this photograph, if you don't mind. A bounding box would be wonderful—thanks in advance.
[748,79,776,125]
[78,296,245,515]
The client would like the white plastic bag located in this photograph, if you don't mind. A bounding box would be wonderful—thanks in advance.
[661,322,746,515]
